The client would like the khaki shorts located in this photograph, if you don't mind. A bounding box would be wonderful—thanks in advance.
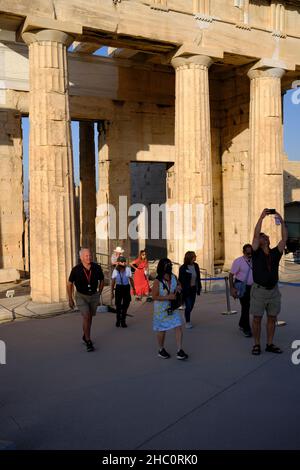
[250,283,281,317]
[75,292,99,316]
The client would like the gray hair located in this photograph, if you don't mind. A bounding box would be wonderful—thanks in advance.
[79,248,91,257]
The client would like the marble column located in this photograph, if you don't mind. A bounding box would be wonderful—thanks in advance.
[248,66,285,245]
[23,29,76,303]
[79,121,96,255]
[171,55,214,275]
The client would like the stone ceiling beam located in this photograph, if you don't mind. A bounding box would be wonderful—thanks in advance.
[72,41,100,54]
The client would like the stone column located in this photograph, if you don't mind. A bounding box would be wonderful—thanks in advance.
[171,55,214,275]
[248,66,285,245]
[79,121,96,255]
[23,29,77,303]
[0,95,24,273]
[96,119,131,261]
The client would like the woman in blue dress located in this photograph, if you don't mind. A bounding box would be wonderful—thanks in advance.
[152,258,188,360]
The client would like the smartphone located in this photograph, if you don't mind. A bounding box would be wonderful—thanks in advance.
[267,209,276,214]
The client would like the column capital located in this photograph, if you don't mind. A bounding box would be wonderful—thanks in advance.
[22,29,74,46]
[171,54,213,70]
[247,58,291,80]
[21,16,82,46]
[247,67,286,80]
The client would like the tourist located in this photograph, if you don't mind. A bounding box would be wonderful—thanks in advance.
[130,250,151,300]
[178,251,202,329]
[111,256,136,328]
[229,244,253,337]
[250,209,288,355]
[152,258,188,360]
[111,246,125,267]
[67,248,104,352]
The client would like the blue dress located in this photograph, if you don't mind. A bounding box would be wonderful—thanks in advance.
[153,274,183,332]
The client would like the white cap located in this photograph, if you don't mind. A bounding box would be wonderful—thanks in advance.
[114,246,124,253]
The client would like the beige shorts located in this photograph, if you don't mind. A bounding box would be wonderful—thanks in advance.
[75,292,99,316]
[249,283,281,317]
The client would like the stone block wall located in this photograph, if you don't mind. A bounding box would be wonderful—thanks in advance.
[284,156,300,205]
[0,91,24,271]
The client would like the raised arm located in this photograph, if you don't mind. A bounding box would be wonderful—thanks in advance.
[275,212,288,253]
[252,209,269,251]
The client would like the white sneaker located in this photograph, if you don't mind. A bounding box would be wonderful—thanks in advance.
[185,322,193,329]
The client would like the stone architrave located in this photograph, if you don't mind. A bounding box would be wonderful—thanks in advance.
[171,54,214,275]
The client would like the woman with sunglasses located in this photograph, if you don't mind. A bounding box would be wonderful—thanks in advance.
[151,258,188,360]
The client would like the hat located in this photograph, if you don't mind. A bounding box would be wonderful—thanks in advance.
[114,246,124,253]
[117,256,126,263]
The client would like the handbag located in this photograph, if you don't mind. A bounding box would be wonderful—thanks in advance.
[161,278,183,313]
[234,261,252,299]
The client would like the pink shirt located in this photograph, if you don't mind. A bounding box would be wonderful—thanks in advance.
[230,256,253,285]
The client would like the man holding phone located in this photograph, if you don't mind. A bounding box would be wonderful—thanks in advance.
[250,209,288,356]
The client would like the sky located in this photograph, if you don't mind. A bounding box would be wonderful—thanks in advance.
[21,48,300,201]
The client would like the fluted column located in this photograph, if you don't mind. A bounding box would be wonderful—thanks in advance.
[96,120,131,259]
[79,121,96,255]
[248,66,285,245]
[23,29,76,303]
[171,55,214,275]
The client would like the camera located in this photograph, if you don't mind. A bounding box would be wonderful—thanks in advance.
[267,209,276,215]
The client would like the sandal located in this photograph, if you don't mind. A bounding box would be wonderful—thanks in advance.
[265,344,283,354]
[252,344,261,355]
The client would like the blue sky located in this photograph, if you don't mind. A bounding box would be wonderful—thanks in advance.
[21,49,300,200]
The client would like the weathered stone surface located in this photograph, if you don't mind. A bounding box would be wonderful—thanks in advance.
[0,92,24,271]
[79,121,96,255]
[171,55,214,275]
[23,29,77,303]
[0,268,20,284]
[1,1,300,300]
[248,65,285,247]
[284,156,300,205]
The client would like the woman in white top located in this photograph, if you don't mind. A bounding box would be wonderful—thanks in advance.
[111,256,136,328]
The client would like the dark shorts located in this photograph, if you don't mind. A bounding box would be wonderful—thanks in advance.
[75,292,99,316]
[250,283,281,317]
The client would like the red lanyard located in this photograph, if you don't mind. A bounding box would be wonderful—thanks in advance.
[83,266,92,285]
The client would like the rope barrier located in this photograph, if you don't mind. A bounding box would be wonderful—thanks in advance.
[200,277,300,286]
[200,277,225,281]
[279,281,300,287]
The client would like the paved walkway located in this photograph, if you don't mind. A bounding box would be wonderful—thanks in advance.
[0,285,299,450]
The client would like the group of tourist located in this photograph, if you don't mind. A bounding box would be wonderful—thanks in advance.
[67,209,288,358]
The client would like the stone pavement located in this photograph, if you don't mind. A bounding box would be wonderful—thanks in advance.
[0,285,299,450]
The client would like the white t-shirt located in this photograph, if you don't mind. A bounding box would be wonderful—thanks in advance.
[112,267,132,285]
[187,264,197,287]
